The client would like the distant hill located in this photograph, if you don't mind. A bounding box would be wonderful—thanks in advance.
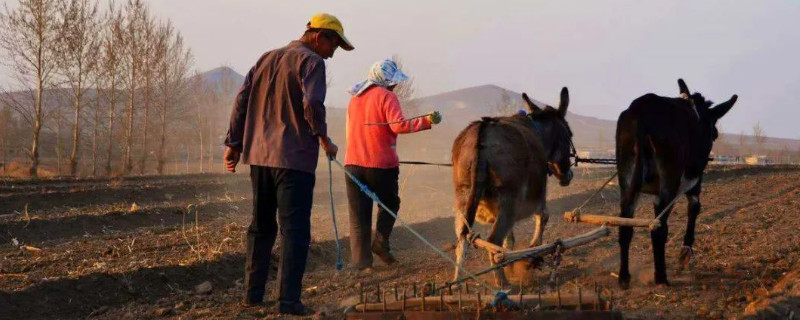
[197,72,619,154]
[322,84,619,163]
[410,84,617,150]
[5,69,793,169]
[195,66,245,92]
[326,84,800,163]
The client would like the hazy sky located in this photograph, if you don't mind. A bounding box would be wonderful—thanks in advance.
[3,1,799,138]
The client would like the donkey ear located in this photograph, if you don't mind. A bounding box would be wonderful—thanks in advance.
[678,78,690,98]
[710,94,737,120]
[558,87,569,117]
[522,93,542,112]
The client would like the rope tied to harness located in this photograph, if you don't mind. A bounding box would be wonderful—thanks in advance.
[567,171,619,220]
[491,291,519,310]
[327,159,344,270]
[329,158,496,293]
[648,194,681,231]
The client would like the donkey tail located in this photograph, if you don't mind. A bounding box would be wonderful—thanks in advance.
[461,118,492,234]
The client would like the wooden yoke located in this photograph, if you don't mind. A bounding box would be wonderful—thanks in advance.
[564,211,656,228]
[470,225,610,263]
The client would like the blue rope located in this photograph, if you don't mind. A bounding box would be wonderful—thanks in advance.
[330,158,495,293]
[517,109,543,134]
[491,291,516,309]
[328,159,344,271]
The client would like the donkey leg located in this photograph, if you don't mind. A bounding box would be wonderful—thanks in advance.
[525,210,549,269]
[652,188,677,286]
[503,230,516,250]
[453,214,471,283]
[487,196,517,289]
[618,188,640,289]
[617,146,643,289]
[679,178,702,271]
[529,209,549,247]
[487,228,512,289]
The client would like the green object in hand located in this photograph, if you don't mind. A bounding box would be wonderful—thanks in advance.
[428,111,442,124]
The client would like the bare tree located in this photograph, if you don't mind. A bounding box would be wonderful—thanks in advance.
[210,65,239,172]
[188,73,212,172]
[712,124,731,155]
[187,66,238,174]
[752,122,767,155]
[391,54,419,115]
[99,6,123,175]
[154,21,174,175]
[137,13,158,175]
[57,0,101,176]
[0,88,37,165]
[738,130,748,157]
[0,0,63,177]
[120,0,148,175]
[51,104,67,175]
[89,91,100,175]
[155,21,192,175]
[0,103,10,171]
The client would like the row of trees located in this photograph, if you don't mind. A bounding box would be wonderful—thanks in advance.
[0,0,198,178]
[705,122,800,164]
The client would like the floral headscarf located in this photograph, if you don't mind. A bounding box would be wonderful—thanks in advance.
[347,59,409,96]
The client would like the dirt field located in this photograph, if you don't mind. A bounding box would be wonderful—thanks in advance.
[1,165,799,319]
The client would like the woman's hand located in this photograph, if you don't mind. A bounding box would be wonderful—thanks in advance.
[427,111,442,124]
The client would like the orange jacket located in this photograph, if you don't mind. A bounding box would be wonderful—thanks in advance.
[344,86,431,168]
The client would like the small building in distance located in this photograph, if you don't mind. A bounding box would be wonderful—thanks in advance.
[744,155,769,165]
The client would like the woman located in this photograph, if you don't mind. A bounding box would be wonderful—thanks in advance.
[344,59,442,270]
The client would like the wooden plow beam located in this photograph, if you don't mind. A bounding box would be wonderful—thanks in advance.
[563,211,660,230]
[352,292,603,312]
[346,283,622,320]
[345,225,621,319]
[346,310,622,320]
[471,225,610,263]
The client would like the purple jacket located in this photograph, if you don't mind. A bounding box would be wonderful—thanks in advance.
[225,41,328,173]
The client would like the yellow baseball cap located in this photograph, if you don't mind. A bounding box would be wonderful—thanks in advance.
[307,13,354,51]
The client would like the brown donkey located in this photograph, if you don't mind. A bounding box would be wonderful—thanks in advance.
[451,88,575,288]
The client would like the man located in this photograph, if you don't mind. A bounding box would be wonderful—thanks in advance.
[223,13,353,315]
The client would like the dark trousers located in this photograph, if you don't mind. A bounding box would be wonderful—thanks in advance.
[245,165,315,307]
[344,165,400,268]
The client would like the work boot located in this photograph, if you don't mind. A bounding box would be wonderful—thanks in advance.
[277,302,315,316]
[240,299,273,309]
[371,234,398,265]
[241,294,264,308]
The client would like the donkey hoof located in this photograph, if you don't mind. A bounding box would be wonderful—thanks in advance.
[618,274,631,290]
[678,246,693,271]
[654,275,671,287]
[527,257,545,270]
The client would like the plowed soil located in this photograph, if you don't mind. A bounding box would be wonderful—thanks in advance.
[1,165,799,319]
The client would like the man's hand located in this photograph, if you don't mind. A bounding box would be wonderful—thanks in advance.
[319,136,338,160]
[223,147,241,173]
[427,111,442,124]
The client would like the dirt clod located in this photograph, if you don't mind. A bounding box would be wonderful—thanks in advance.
[697,305,710,317]
[1,166,798,319]
[154,307,172,316]
[195,281,213,295]
[440,242,456,252]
